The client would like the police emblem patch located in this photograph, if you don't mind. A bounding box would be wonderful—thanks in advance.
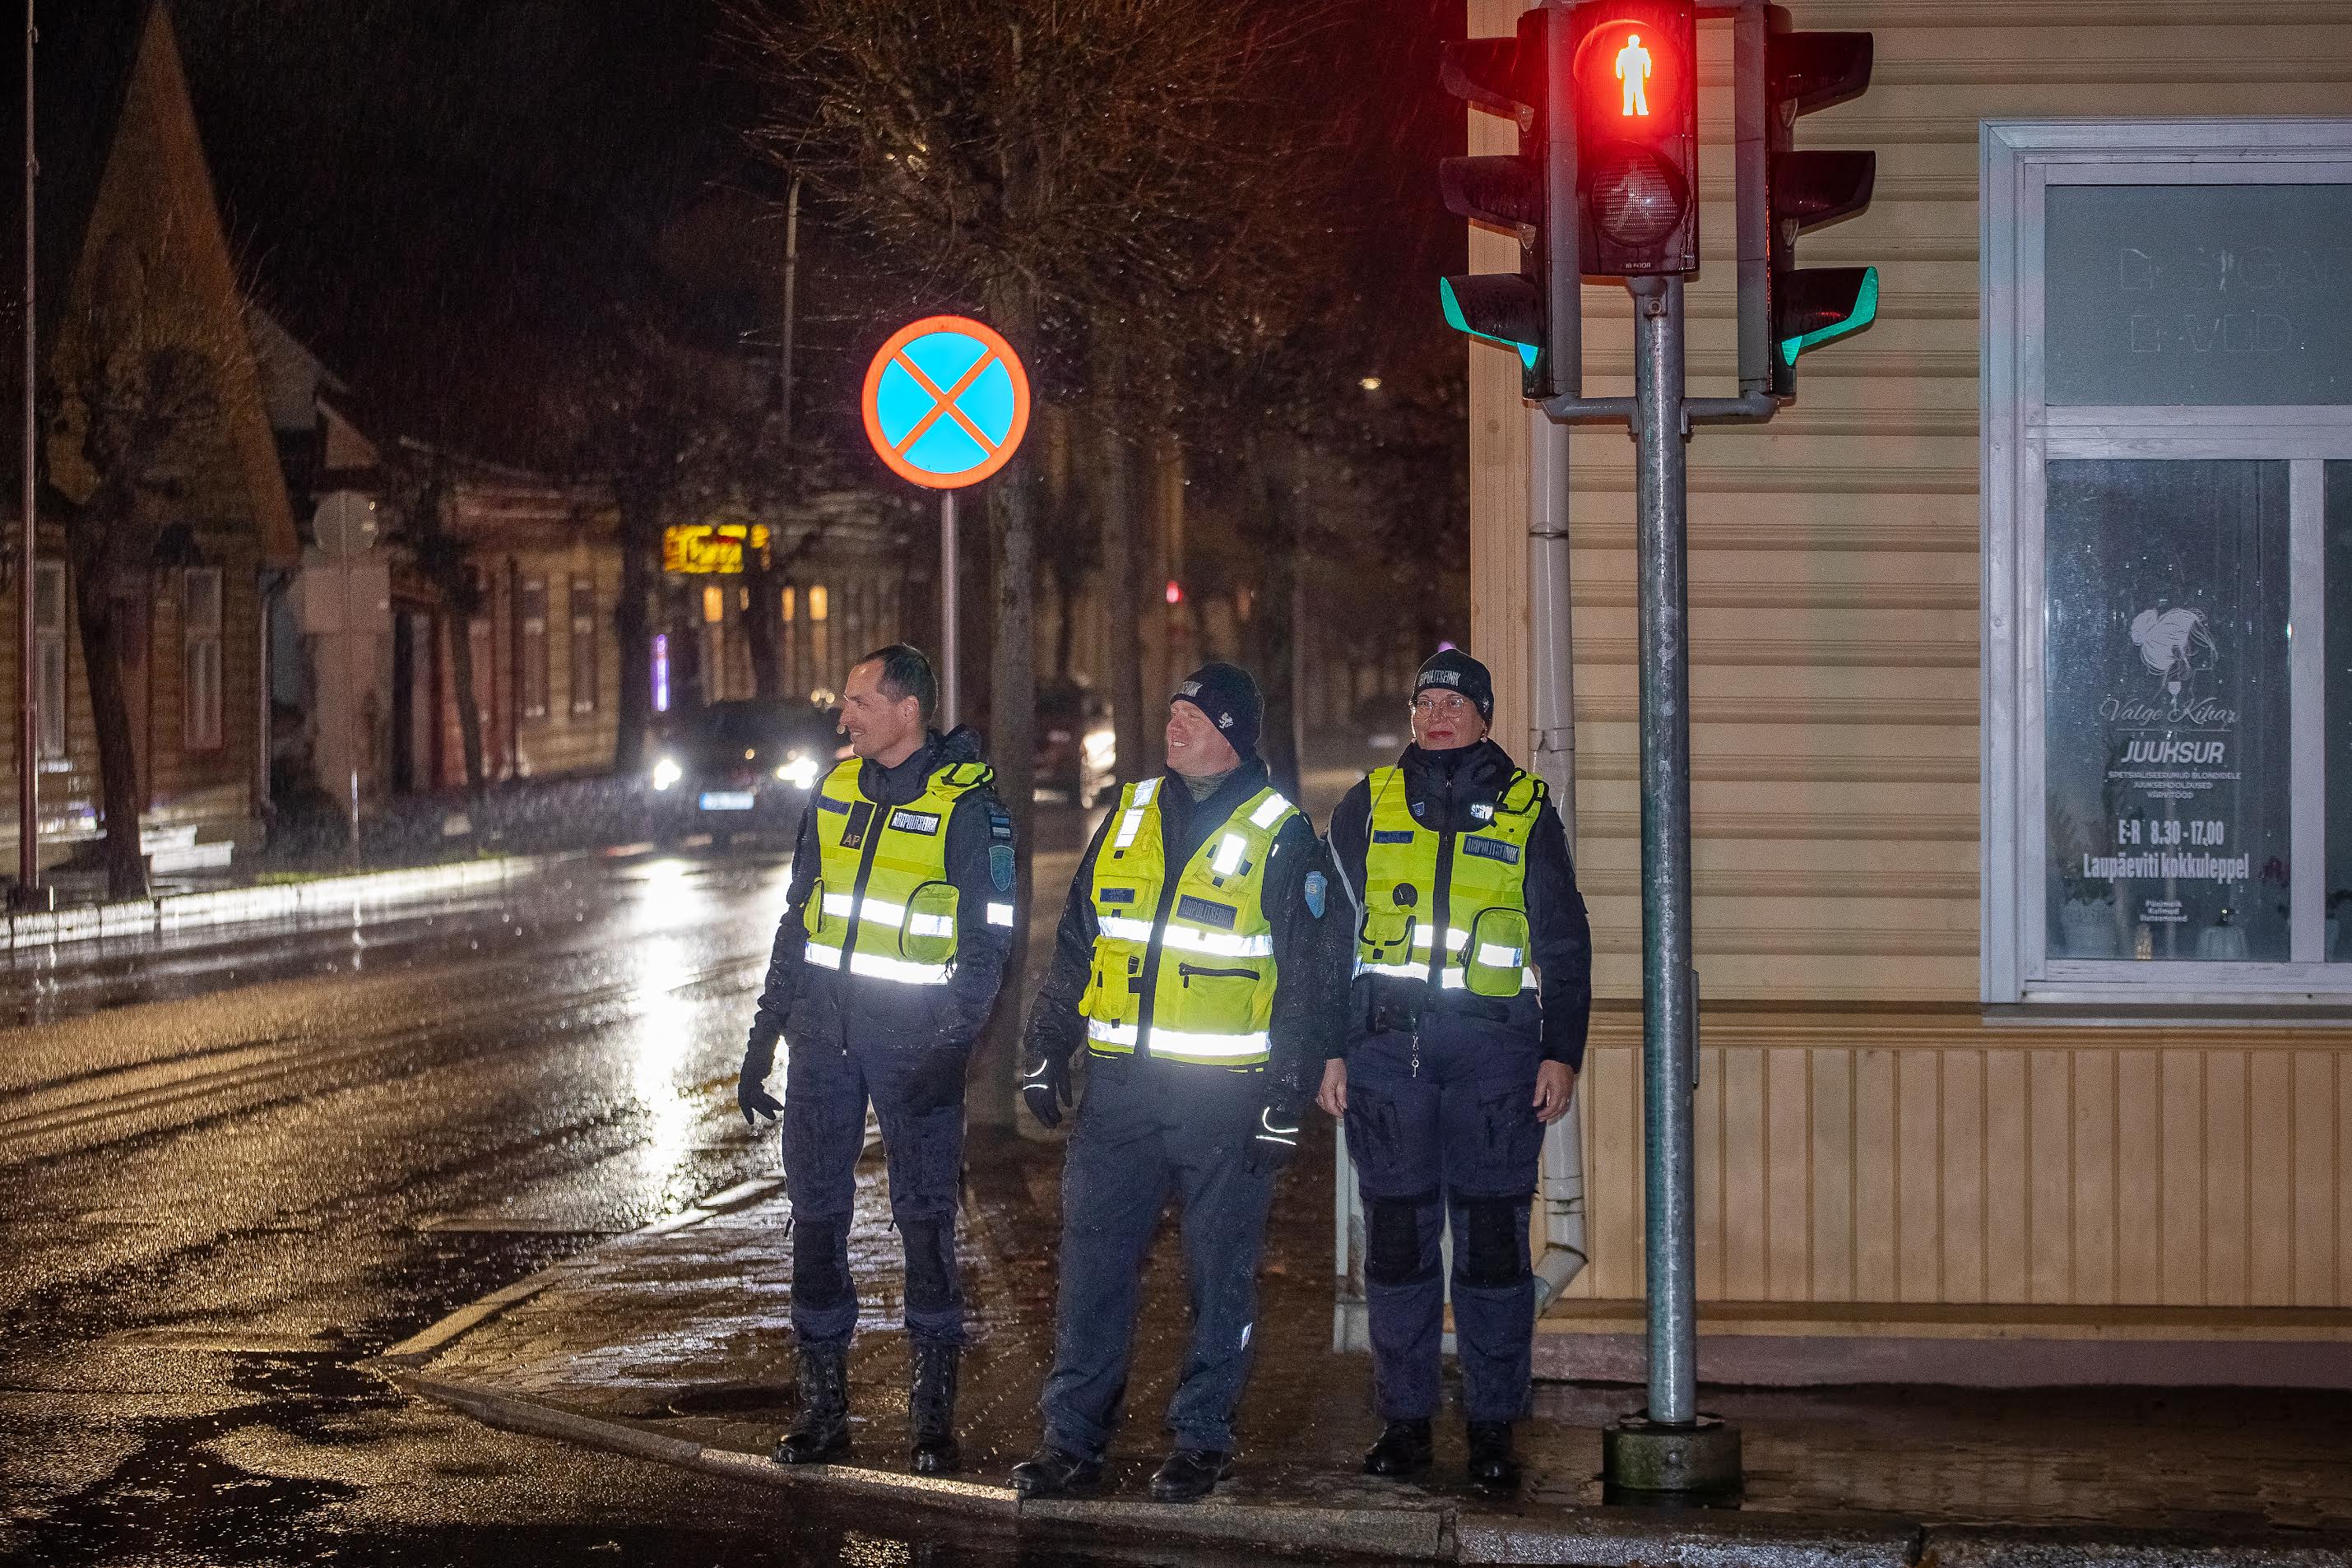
[1304,870,1328,919]
[990,844,1014,892]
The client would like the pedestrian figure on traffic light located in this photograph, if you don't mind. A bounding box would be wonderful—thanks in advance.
[736,644,1018,1476]
[1617,32,1653,115]
[1320,649,1591,1490]
[1009,663,1348,1505]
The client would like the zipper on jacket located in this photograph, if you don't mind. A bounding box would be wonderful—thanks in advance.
[1419,771,1461,1079]
[1177,963,1257,985]
[832,795,894,1052]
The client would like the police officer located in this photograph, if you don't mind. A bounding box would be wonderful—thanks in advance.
[1320,648,1591,1489]
[737,644,1018,1475]
[1009,662,1348,1505]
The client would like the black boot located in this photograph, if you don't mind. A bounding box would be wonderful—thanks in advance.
[908,1341,961,1475]
[1148,1448,1232,1503]
[1009,1444,1102,1499]
[1362,1418,1434,1477]
[772,1341,851,1464]
[1465,1420,1521,1489]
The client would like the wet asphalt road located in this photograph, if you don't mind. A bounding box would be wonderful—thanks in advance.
[0,816,1272,1567]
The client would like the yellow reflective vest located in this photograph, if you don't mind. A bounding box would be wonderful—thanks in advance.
[1353,764,1540,997]
[1079,775,1301,1066]
[800,755,1011,987]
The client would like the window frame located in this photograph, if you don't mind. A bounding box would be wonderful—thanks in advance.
[517,573,549,721]
[568,573,597,716]
[32,561,65,763]
[181,565,225,754]
[1981,119,2352,1004]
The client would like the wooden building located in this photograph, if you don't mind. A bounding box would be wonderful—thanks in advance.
[1,0,295,881]
[1463,0,2352,1382]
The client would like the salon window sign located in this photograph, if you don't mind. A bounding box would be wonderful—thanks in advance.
[2043,183,2352,407]
[2043,460,2294,962]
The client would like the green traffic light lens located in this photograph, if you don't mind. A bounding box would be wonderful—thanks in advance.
[1440,278,1542,371]
[1779,266,1879,367]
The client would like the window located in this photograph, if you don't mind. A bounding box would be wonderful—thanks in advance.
[568,573,597,715]
[1983,121,2352,1002]
[518,575,549,719]
[809,582,830,691]
[33,562,64,762]
[182,567,223,751]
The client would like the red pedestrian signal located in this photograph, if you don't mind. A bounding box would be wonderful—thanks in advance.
[1571,2,1698,277]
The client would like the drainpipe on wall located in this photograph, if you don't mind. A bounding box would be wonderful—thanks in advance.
[257,568,285,835]
[1528,406,1589,1311]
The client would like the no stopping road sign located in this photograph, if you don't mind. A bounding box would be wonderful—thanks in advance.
[860,316,1032,490]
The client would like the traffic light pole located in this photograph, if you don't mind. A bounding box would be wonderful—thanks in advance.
[1593,273,1742,1499]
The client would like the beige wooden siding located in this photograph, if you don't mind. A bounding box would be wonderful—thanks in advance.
[1559,1014,2352,1311]
[1471,0,2352,1321]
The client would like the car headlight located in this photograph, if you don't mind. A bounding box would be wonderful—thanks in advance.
[775,752,820,790]
[652,755,684,791]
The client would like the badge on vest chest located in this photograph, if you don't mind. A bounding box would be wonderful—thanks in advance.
[839,801,875,850]
[1462,834,1520,865]
[1176,894,1237,930]
[888,808,942,835]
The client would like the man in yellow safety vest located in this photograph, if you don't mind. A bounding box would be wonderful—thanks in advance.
[1009,662,1349,1505]
[737,644,1018,1476]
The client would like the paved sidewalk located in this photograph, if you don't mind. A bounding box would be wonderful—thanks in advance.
[374,1118,2352,1565]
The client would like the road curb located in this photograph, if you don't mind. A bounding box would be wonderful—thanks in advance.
[2,853,550,950]
[380,1358,2352,1567]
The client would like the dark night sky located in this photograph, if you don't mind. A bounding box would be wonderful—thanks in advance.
[23,0,1468,466]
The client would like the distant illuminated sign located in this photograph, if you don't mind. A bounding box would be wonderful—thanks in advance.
[1617,33,1652,115]
[662,522,770,575]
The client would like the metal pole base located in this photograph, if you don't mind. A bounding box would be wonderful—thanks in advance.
[8,881,53,912]
[1602,1412,1742,1497]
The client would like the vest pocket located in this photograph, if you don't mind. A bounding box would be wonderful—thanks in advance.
[900,879,960,966]
[1360,908,1416,968]
[1463,907,1530,998]
[1176,963,1259,985]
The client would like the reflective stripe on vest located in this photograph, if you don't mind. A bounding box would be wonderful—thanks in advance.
[1080,779,1297,1067]
[799,754,994,989]
[1352,764,1539,993]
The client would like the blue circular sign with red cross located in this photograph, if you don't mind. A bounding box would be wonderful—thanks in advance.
[860,316,1032,490]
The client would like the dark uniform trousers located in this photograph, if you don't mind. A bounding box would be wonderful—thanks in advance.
[782,990,967,1348]
[1039,1052,1276,1460]
[1343,1006,1546,1426]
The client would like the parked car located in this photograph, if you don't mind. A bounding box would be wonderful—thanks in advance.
[650,698,842,843]
[1035,680,1116,807]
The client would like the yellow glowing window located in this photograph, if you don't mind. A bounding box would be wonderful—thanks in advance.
[703,585,725,624]
[809,585,829,622]
[782,587,796,622]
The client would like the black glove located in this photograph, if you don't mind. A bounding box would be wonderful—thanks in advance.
[1021,1052,1073,1130]
[737,1046,783,1129]
[1246,1102,1300,1175]
[907,1040,971,1116]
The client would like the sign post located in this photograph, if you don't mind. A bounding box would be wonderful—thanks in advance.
[861,316,1031,730]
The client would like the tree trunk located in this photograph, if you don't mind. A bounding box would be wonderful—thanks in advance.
[447,602,488,793]
[1094,343,1148,789]
[744,551,780,701]
[973,276,1040,1131]
[612,488,657,773]
[71,559,150,902]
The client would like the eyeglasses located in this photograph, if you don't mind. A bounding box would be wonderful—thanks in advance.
[1410,693,1471,716]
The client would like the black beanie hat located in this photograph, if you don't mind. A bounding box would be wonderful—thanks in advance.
[1413,647,1494,722]
[1172,661,1263,761]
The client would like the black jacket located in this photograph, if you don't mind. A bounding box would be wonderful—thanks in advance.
[741,726,1014,1069]
[1325,740,1593,1069]
[1023,758,1349,1116]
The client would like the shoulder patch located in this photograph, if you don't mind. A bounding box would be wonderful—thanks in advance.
[990,843,1014,892]
[1303,870,1328,919]
[989,807,1014,842]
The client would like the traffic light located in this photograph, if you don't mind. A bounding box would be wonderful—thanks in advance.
[1438,7,1572,400]
[1570,2,1698,278]
[1764,12,1876,394]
